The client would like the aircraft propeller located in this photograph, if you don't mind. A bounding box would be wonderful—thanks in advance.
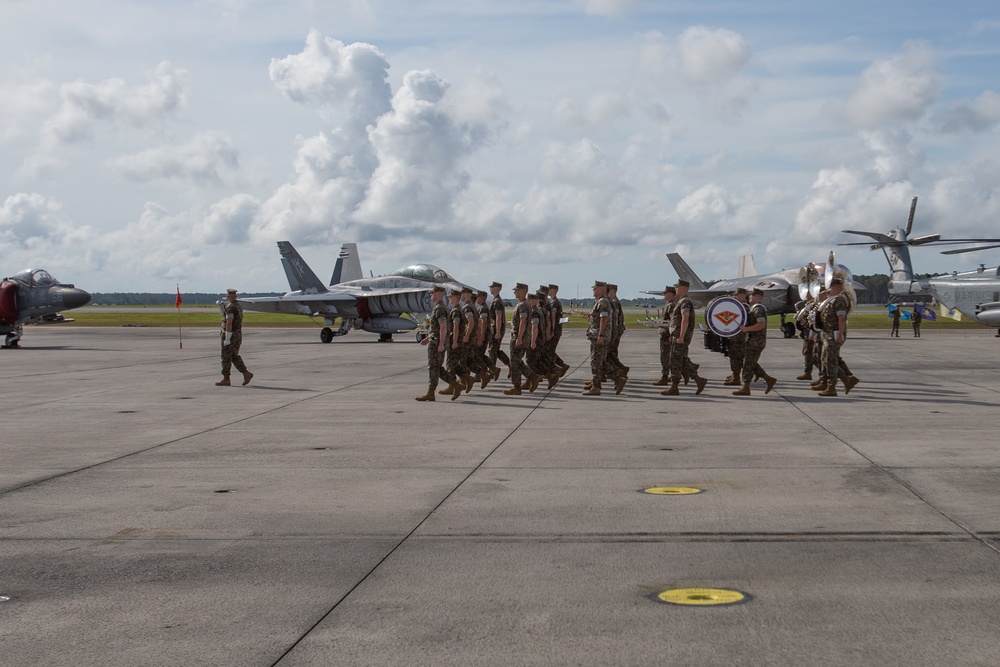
[840,197,1000,252]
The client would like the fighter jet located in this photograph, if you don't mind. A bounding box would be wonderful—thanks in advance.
[648,252,866,338]
[0,269,92,348]
[840,196,1000,324]
[240,242,475,342]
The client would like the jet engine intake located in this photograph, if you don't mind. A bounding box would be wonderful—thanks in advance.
[0,281,19,324]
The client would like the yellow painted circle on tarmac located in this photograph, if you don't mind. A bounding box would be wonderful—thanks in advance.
[643,486,704,495]
[656,588,748,606]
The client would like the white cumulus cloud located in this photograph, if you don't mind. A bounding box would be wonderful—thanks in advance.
[845,42,938,129]
[106,131,240,185]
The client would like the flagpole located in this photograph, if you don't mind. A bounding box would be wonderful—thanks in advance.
[176,283,183,349]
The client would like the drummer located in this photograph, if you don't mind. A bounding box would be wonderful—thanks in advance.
[724,287,749,386]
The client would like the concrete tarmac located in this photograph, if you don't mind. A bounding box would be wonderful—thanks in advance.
[3,326,1000,666]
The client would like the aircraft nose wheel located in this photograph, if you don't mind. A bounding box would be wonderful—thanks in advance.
[320,327,334,344]
[781,322,796,338]
[416,332,428,343]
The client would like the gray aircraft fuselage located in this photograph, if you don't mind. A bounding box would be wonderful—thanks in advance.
[0,269,91,347]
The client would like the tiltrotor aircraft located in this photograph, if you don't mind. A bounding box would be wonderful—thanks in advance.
[840,197,1000,325]
[0,269,92,348]
[648,252,865,338]
[240,242,475,342]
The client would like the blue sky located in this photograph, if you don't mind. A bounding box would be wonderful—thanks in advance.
[2,0,1000,297]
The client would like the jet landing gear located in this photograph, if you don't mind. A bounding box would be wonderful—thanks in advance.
[320,327,334,344]
[3,326,23,348]
[378,333,395,343]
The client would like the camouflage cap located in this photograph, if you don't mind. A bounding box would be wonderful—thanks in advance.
[513,282,529,292]
[527,292,540,300]
[476,290,487,299]
[490,281,503,289]
[461,286,473,294]
[664,285,676,294]
[735,287,748,295]
[538,285,549,294]
[752,287,764,297]
[449,289,462,298]
[592,280,607,288]
[431,284,446,294]
[607,283,618,291]
[226,288,238,296]
[547,284,559,291]
[676,279,690,287]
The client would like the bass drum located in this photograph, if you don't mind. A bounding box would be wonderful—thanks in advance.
[704,296,747,338]
[0,281,18,324]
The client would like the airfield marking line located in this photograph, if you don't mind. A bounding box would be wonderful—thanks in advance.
[782,396,1000,559]
[0,366,425,498]
[268,379,559,666]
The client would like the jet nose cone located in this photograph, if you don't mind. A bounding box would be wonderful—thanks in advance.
[59,288,91,310]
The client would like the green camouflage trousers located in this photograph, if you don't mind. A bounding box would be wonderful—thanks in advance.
[221,333,248,376]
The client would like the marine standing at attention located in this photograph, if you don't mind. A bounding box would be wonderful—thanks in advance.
[606,283,630,383]
[216,288,253,387]
[732,288,777,396]
[416,285,463,401]
[652,286,677,386]
[911,305,922,337]
[890,305,901,337]
[816,278,854,397]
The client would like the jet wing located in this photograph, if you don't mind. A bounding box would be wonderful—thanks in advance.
[240,292,360,317]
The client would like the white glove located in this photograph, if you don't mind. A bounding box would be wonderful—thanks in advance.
[834,331,842,343]
[224,332,232,345]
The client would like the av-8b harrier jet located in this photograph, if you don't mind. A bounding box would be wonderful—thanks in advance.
[0,269,91,348]
[240,242,476,342]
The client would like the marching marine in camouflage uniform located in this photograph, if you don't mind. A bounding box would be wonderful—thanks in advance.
[652,286,676,386]
[487,281,510,378]
[606,283,629,380]
[416,285,463,401]
[661,280,707,396]
[547,284,569,374]
[474,290,494,388]
[732,288,777,396]
[216,288,253,387]
[460,287,487,383]
[441,290,475,396]
[583,281,626,396]
[816,278,858,396]
[504,283,531,395]
[795,292,817,380]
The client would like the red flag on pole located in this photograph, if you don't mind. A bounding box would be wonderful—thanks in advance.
[176,284,183,349]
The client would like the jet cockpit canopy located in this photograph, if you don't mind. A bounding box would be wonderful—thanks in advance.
[388,264,456,284]
[10,269,59,287]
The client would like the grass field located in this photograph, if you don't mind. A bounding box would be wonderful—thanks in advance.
[54,306,995,333]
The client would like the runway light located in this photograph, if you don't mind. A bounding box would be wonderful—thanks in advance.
[642,486,703,495]
[655,588,749,606]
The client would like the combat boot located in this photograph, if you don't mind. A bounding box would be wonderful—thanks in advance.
[621,365,630,376]
[582,380,602,396]
[694,375,707,395]
[681,371,690,385]
[763,373,777,395]
[503,384,522,396]
[527,372,540,393]
[241,370,254,386]
[732,382,751,396]
[660,380,680,396]
[818,380,838,397]
[491,366,501,381]
[547,372,560,390]
[810,378,827,389]
[796,372,812,381]
[614,376,627,395]
[723,375,740,386]
[652,375,671,386]
[463,374,475,393]
[479,370,491,389]
[843,375,860,395]
[215,376,231,386]
[415,387,435,402]
[449,380,464,401]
